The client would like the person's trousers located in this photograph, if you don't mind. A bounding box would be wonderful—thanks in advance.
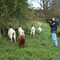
[52,33,58,47]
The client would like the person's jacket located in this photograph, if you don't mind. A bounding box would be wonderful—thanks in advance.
[49,19,59,33]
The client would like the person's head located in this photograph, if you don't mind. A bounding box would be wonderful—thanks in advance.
[53,18,56,21]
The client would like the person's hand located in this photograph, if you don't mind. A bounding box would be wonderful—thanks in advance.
[50,21,52,23]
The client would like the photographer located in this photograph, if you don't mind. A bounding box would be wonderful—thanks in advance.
[49,18,59,48]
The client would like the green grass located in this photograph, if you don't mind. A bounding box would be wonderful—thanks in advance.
[0,22,60,60]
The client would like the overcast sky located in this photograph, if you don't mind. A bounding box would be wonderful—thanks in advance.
[27,0,42,9]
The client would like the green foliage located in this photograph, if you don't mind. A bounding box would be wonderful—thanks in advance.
[0,0,36,28]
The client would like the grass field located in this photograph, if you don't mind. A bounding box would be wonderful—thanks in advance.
[0,22,60,60]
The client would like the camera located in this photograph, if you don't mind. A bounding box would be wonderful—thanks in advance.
[46,18,53,23]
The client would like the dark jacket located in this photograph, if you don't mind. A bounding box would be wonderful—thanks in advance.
[49,19,59,33]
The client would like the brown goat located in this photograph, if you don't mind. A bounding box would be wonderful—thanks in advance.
[18,35,25,48]
[57,31,60,37]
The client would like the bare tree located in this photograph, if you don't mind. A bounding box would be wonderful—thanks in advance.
[34,0,53,19]
[52,0,60,9]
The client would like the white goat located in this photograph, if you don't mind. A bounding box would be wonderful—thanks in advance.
[8,28,16,42]
[38,26,42,34]
[31,26,35,36]
[18,27,25,36]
